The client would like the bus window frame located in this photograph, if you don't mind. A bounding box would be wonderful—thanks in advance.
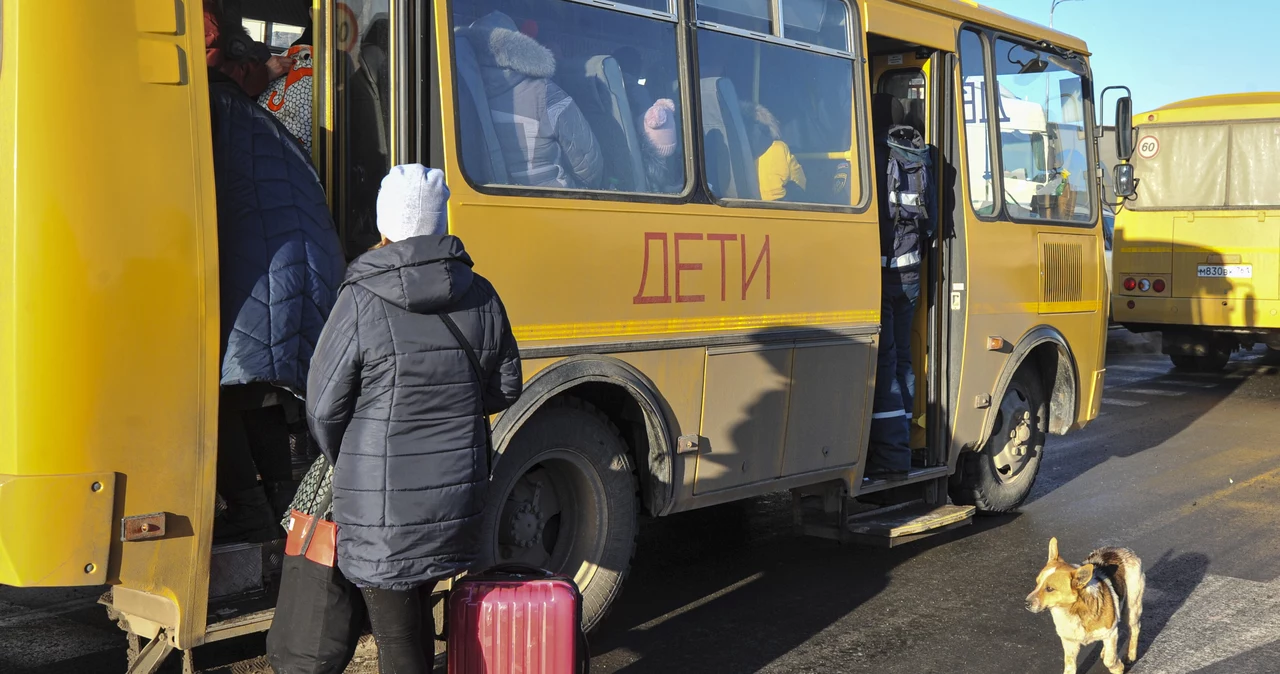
[957,25,1002,223]
[693,0,871,214]
[443,0,698,205]
[986,30,1099,229]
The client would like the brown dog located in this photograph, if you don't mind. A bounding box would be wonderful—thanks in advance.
[1025,538,1145,674]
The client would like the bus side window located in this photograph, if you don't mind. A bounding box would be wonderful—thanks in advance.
[695,3,860,208]
[450,0,686,196]
[958,29,996,217]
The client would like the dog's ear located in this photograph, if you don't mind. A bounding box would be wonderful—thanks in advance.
[1073,564,1095,587]
[1047,537,1060,563]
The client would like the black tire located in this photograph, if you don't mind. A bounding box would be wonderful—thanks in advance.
[477,397,639,633]
[1195,350,1230,373]
[1170,354,1197,370]
[949,367,1047,514]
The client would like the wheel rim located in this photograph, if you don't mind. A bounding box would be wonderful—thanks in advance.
[988,384,1037,485]
[492,449,608,591]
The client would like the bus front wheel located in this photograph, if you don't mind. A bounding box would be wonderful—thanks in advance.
[478,397,639,632]
[949,367,1047,514]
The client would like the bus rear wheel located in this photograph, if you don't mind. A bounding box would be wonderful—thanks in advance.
[949,367,1047,514]
[478,397,638,633]
[1171,351,1229,372]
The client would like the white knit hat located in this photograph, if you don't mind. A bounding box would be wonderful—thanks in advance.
[376,164,450,242]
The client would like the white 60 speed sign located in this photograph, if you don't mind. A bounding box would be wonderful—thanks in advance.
[1137,135,1160,160]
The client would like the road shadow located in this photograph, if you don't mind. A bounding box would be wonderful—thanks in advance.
[589,322,1006,673]
[592,508,1008,674]
[1023,335,1272,509]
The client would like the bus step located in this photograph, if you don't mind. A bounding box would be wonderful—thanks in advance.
[856,465,950,495]
[210,542,264,600]
[844,501,975,548]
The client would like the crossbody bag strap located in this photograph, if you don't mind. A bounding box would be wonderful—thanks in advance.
[437,313,495,477]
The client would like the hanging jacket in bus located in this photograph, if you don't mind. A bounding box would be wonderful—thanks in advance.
[209,76,346,395]
[880,124,932,285]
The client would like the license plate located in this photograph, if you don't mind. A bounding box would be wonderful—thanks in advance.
[1197,264,1252,278]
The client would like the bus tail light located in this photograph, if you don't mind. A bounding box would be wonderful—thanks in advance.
[1153,279,1166,293]
[1138,279,1151,292]
[1123,277,1137,291]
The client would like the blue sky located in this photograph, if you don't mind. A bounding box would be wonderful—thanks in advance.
[978,0,1279,113]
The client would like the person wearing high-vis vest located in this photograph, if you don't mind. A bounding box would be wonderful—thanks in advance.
[866,104,933,481]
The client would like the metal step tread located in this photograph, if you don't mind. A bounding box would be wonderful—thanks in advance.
[846,501,975,538]
[856,465,950,495]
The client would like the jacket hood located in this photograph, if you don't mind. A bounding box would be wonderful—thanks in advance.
[344,235,475,314]
[465,11,556,80]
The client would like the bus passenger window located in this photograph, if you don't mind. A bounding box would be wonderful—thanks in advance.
[695,0,773,34]
[993,37,1094,223]
[696,19,858,206]
[958,29,995,216]
[334,0,393,253]
[780,0,850,52]
[451,0,686,196]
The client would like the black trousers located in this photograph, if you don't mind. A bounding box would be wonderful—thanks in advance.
[360,585,436,674]
[216,384,293,493]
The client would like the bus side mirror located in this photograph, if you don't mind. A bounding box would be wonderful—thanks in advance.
[1115,96,1134,161]
[1114,163,1136,198]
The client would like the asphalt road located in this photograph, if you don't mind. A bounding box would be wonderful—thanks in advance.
[4,330,1279,673]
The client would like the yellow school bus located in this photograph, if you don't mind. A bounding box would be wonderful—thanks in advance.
[0,0,1126,668]
[1112,93,1280,371]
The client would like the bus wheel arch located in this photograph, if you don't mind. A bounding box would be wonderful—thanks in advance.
[986,327,1079,440]
[483,356,677,631]
[950,328,1077,513]
[491,355,679,516]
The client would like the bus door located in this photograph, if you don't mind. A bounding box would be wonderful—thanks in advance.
[865,32,955,472]
[950,27,1104,479]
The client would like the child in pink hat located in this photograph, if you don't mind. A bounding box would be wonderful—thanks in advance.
[639,98,683,193]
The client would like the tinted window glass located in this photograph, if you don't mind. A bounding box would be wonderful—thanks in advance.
[879,68,925,101]
[780,0,849,52]
[697,29,857,205]
[334,0,392,253]
[453,0,685,195]
[993,37,1093,222]
[271,23,305,49]
[696,0,772,34]
[959,29,995,216]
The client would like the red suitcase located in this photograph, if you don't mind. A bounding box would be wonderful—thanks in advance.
[446,566,589,674]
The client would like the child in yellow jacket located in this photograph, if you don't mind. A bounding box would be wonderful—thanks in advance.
[742,102,806,201]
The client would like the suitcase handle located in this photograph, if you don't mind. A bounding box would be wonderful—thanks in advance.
[481,563,555,578]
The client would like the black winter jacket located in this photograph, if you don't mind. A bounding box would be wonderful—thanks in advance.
[306,236,522,589]
[210,76,345,393]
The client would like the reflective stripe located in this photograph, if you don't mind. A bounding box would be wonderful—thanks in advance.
[881,251,921,268]
[890,191,921,206]
[871,409,909,419]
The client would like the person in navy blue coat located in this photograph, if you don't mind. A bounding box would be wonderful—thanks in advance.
[208,69,345,542]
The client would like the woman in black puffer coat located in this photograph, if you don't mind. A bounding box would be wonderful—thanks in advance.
[306,165,522,672]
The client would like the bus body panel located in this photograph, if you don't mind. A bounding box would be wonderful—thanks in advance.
[0,0,219,647]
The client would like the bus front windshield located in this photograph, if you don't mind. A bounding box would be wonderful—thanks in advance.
[993,39,1093,223]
